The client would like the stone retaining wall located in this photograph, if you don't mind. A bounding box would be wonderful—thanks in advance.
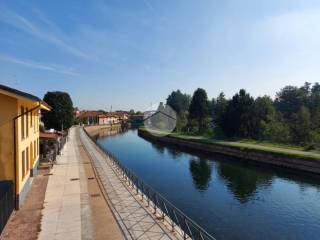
[84,125,121,140]
[139,130,320,175]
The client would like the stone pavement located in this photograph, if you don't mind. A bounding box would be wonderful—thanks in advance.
[80,128,180,240]
[38,127,85,240]
[37,127,122,240]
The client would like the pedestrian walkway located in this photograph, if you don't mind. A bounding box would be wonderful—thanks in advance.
[80,128,180,240]
[38,127,122,240]
[38,127,83,240]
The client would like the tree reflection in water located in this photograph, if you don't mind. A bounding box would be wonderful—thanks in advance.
[150,142,166,155]
[189,157,213,191]
[167,147,183,159]
[217,162,273,203]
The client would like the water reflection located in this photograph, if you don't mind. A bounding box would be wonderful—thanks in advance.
[217,162,273,203]
[97,129,320,240]
[167,148,183,159]
[189,157,213,191]
[91,127,123,140]
[150,142,165,155]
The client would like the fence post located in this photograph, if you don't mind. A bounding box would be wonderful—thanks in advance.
[183,217,187,240]
[141,184,144,201]
[154,193,157,214]
[171,218,175,232]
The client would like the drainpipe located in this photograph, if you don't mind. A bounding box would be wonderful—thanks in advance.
[12,102,41,209]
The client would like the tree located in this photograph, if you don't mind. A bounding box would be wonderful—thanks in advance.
[166,90,191,132]
[42,91,74,130]
[212,92,228,135]
[253,96,276,138]
[291,106,313,144]
[310,83,320,128]
[275,85,307,120]
[188,88,209,132]
[260,115,291,143]
[222,89,255,138]
[166,90,191,114]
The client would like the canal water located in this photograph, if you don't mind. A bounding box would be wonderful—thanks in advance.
[97,129,320,240]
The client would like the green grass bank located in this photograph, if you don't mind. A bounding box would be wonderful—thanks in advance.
[138,128,320,175]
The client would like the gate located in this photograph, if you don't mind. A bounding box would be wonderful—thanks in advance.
[0,181,14,235]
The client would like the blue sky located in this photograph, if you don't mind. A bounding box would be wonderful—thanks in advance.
[0,0,320,111]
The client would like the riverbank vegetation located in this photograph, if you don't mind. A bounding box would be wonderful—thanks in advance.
[164,82,320,150]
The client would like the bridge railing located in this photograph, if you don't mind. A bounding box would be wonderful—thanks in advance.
[83,129,216,240]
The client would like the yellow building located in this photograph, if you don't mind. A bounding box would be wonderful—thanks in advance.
[0,84,50,208]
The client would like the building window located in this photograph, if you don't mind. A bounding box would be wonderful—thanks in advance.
[36,113,39,132]
[22,150,25,179]
[21,106,25,140]
[26,108,29,138]
[37,138,39,155]
[31,110,33,127]
[26,147,29,173]
[34,112,36,133]
[34,140,36,158]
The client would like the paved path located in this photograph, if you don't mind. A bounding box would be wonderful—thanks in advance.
[221,141,320,158]
[80,128,180,240]
[38,127,83,240]
[175,133,320,158]
[38,127,122,240]
[0,167,50,240]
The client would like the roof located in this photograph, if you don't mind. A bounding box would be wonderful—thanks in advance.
[0,84,41,101]
[55,130,65,135]
[40,132,58,140]
[98,113,121,118]
[0,84,51,110]
[78,111,104,118]
[99,112,129,118]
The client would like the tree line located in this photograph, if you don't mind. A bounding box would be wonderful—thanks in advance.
[166,82,320,146]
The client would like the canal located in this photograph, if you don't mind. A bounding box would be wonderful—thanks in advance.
[97,129,320,240]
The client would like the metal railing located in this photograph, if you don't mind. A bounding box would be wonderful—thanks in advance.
[0,181,14,235]
[84,128,216,240]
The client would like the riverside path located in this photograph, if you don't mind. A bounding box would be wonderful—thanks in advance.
[37,127,123,240]
[80,127,180,240]
[38,126,179,240]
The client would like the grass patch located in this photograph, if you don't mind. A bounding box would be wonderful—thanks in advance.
[138,127,320,161]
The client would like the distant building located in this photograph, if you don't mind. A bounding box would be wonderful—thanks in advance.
[0,84,51,208]
[78,111,104,125]
[98,112,129,125]
[98,113,119,125]
[113,112,129,122]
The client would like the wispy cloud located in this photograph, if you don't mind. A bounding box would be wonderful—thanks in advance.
[0,54,80,76]
[0,8,91,59]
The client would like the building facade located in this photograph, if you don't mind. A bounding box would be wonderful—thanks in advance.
[98,114,119,125]
[78,111,103,125]
[98,112,129,125]
[0,84,50,208]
